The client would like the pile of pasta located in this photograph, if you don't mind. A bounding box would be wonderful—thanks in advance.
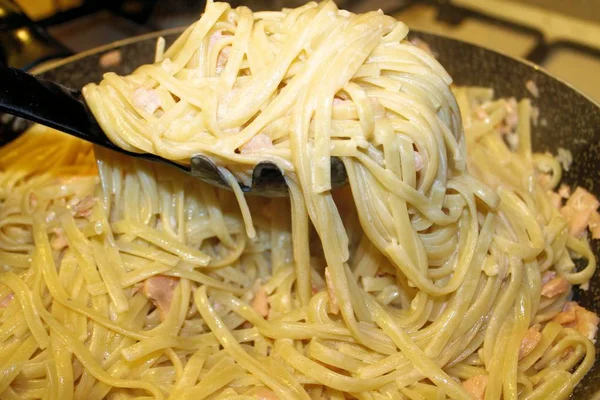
[0,1,598,399]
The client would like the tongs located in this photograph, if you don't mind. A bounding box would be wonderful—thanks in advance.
[0,65,348,197]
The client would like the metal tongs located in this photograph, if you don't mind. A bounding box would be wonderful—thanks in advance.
[0,65,347,197]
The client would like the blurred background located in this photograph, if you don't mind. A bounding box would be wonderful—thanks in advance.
[1,0,599,101]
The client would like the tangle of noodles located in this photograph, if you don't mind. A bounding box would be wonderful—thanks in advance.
[0,1,598,399]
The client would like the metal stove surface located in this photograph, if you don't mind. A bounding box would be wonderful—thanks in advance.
[395,0,600,103]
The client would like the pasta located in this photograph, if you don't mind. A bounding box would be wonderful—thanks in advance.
[0,1,598,399]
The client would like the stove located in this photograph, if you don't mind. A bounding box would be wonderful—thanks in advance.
[394,0,600,103]
[3,0,600,102]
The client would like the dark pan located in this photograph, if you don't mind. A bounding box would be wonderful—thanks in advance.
[3,22,600,399]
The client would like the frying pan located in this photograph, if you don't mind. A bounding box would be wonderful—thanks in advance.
[1,4,600,398]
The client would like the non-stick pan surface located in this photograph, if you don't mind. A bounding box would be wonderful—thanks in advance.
[7,27,600,398]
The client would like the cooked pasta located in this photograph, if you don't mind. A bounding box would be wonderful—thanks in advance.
[0,1,598,399]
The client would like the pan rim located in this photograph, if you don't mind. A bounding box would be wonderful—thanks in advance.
[30,24,600,110]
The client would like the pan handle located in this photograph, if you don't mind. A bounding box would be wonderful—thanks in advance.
[0,0,72,70]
